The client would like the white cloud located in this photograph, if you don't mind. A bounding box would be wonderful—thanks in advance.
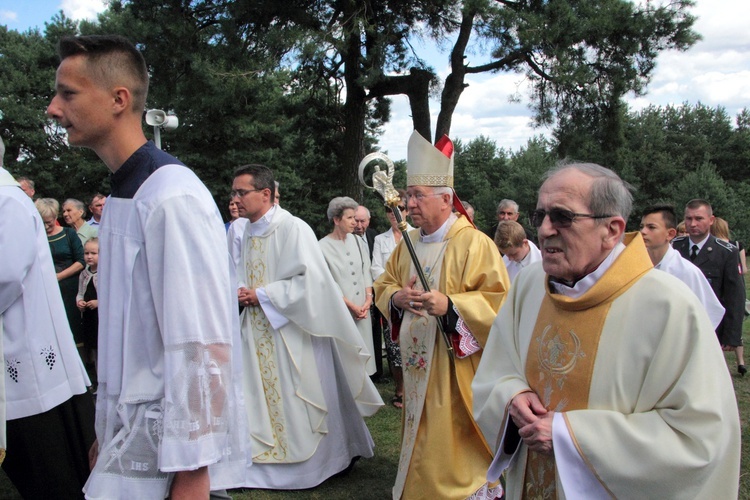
[0,9,18,23]
[60,0,107,21]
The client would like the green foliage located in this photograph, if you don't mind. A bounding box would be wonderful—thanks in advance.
[0,18,109,203]
[454,136,508,232]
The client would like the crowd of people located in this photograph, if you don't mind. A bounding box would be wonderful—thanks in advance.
[0,33,745,500]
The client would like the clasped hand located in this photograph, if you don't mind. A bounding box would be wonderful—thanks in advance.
[393,275,448,317]
[509,391,555,455]
[238,287,258,307]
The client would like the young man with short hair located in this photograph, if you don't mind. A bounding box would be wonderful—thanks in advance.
[47,35,246,498]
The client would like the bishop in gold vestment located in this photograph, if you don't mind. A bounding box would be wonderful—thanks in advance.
[374,131,509,499]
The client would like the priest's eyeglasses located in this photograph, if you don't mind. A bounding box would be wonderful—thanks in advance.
[405,193,442,203]
[531,208,613,229]
[231,188,265,198]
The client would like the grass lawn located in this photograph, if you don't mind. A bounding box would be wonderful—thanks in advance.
[1,318,747,498]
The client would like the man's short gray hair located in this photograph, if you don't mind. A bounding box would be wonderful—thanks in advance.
[63,198,86,212]
[497,199,519,214]
[357,205,371,219]
[432,186,453,203]
[544,162,634,222]
[327,196,359,221]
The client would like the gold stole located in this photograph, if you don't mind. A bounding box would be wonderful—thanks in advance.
[244,235,290,462]
[522,233,652,499]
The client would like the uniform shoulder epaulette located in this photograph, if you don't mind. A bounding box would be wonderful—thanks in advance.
[672,235,688,243]
[714,238,736,251]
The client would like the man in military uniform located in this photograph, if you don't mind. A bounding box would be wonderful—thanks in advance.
[673,198,746,375]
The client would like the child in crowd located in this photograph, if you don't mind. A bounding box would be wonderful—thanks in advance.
[77,237,99,385]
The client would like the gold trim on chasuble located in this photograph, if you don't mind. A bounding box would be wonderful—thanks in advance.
[246,236,289,463]
[521,233,653,499]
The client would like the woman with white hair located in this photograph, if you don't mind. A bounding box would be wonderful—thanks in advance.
[62,198,97,245]
[319,196,376,375]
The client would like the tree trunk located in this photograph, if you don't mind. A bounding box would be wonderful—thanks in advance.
[435,5,475,141]
[340,2,367,201]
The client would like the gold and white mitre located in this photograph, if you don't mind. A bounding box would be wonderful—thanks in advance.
[407,130,454,187]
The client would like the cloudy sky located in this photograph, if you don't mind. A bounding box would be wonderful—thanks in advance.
[2,0,748,160]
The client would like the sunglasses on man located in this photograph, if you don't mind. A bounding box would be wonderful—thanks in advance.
[530,208,612,229]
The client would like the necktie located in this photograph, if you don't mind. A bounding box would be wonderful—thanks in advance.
[690,244,699,261]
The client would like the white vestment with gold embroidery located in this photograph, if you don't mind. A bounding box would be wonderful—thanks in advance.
[237,207,383,489]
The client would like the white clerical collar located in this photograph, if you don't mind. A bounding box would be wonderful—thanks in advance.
[550,242,626,298]
[689,234,710,252]
[420,213,457,243]
[247,204,277,236]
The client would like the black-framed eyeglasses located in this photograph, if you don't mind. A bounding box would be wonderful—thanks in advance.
[530,208,612,228]
[387,206,406,212]
[230,188,265,198]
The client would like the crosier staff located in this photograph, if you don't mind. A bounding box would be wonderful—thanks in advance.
[358,152,454,360]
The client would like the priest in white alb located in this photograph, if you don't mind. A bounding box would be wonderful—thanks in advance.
[230,164,383,489]
[473,163,740,499]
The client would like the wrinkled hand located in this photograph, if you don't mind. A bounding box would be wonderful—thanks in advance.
[77,300,87,312]
[510,392,554,455]
[419,290,448,316]
[86,299,98,310]
[509,391,547,428]
[519,411,554,454]
[238,287,258,307]
[393,276,426,316]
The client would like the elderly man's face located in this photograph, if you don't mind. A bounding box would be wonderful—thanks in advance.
[536,169,614,282]
[354,206,370,236]
[497,206,518,221]
[406,186,451,234]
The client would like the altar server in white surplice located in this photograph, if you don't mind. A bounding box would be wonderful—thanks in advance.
[231,164,383,490]
[640,204,725,329]
[47,35,248,499]
[473,163,740,499]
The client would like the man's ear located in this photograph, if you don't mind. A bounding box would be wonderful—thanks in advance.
[603,216,626,248]
[112,87,131,114]
[666,227,677,242]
